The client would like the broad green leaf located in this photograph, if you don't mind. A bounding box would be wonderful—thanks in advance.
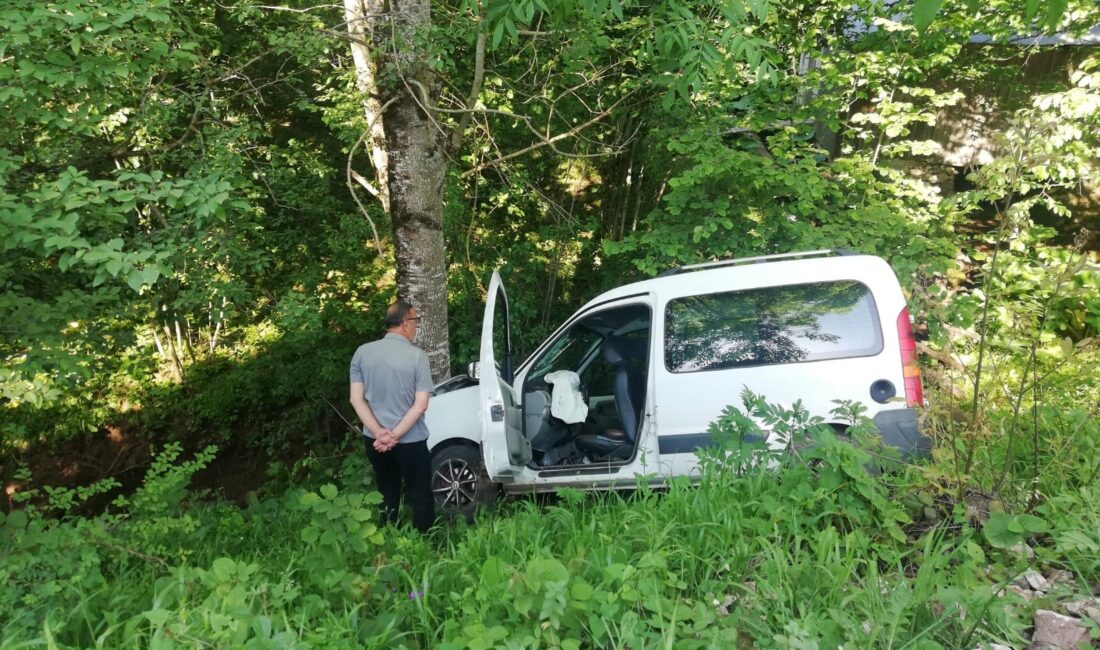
[320,483,338,499]
[746,0,769,22]
[211,557,235,581]
[983,512,1049,549]
[1025,0,1042,21]
[126,270,143,292]
[1044,0,1067,31]
[570,579,594,601]
[526,557,568,584]
[141,265,160,286]
[912,0,941,32]
[143,609,171,626]
[3,510,27,529]
[480,556,508,586]
[44,235,72,250]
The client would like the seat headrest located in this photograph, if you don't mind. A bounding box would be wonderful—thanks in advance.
[601,335,645,367]
[601,337,625,366]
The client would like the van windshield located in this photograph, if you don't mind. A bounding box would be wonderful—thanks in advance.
[664,280,882,373]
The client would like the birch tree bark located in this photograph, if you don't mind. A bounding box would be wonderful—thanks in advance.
[344,0,451,380]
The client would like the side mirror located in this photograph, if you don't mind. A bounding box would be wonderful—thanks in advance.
[467,361,480,380]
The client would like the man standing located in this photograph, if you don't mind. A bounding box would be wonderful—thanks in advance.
[349,300,435,532]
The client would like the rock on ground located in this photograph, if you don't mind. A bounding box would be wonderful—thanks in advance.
[1030,609,1091,649]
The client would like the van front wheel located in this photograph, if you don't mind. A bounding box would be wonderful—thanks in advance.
[430,443,498,519]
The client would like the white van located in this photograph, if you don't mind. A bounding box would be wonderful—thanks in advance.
[424,250,927,516]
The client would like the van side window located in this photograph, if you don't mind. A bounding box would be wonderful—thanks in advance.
[664,281,883,373]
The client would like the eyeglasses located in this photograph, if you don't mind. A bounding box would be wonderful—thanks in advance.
[404,317,422,323]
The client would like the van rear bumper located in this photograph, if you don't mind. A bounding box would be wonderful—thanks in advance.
[872,409,929,458]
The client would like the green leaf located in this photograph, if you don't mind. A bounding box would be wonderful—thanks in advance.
[3,509,27,529]
[211,557,235,581]
[526,557,568,584]
[481,556,508,586]
[320,483,338,499]
[570,579,594,601]
[746,0,769,22]
[983,512,1049,549]
[114,9,136,26]
[44,235,72,250]
[1044,0,1067,31]
[301,526,319,543]
[143,609,171,626]
[126,269,143,292]
[610,0,623,21]
[912,0,941,32]
[141,265,160,286]
[1024,0,1042,21]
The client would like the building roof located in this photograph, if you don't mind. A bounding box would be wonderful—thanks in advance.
[970,23,1100,47]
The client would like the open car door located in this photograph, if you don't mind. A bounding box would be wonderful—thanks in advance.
[480,271,531,479]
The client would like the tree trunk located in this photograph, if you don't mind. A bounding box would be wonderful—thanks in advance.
[389,94,451,381]
[345,0,451,381]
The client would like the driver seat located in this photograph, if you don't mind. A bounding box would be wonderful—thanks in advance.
[575,336,644,461]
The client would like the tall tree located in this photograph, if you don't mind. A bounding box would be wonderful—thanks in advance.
[343,0,452,379]
[336,0,785,378]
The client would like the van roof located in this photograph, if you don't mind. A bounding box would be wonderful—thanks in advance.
[580,249,893,309]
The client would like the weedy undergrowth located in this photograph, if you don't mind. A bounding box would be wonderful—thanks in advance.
[3,393,1095,648]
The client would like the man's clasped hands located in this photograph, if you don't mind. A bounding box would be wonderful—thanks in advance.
[373,429,399,453]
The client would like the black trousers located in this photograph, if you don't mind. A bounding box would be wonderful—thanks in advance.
[364,438,435,533]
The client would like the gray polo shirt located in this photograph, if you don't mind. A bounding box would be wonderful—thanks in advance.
[349,333,434,443]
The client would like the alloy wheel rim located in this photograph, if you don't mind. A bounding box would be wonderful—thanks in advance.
[432,458,478,510]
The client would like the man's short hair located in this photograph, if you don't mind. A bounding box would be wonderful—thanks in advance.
[384,300,415,328]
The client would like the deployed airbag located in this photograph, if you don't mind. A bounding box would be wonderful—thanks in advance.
[543,370,589,424]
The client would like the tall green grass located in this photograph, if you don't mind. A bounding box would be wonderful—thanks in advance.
[9,396,1095,649]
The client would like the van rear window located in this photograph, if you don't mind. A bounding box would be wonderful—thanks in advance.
[664,280,883,373]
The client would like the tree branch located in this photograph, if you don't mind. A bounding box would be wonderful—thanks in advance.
[350,168,381,200]
[213,1,343,13]
[346,93,401,256]
[460,89,638,178]
[451,24,486,153]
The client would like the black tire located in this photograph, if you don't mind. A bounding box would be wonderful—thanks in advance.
[430,443,498,519]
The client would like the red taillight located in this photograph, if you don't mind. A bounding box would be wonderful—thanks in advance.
[897,307,924,407]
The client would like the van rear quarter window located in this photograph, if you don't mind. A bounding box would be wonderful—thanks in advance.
[664,280,883,373]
